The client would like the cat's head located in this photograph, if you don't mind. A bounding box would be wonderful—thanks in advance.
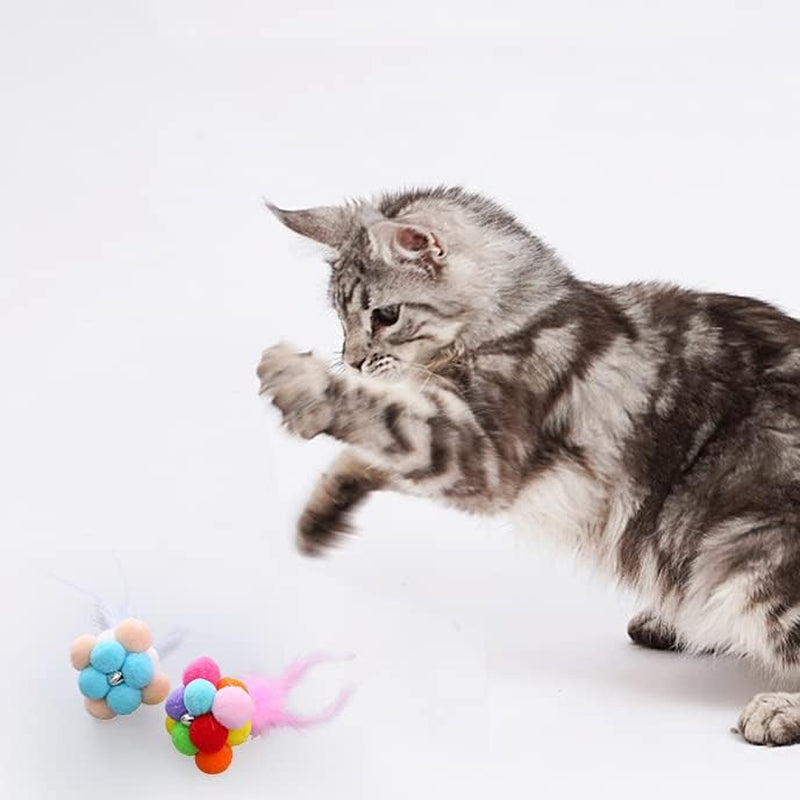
[269,187,570,378]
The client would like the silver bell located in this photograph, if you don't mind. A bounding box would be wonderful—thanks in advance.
[108,671,124,687]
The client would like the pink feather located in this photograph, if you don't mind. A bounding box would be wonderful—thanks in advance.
[244,652,354,737]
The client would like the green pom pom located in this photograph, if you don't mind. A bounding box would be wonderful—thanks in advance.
[171,722,198,756]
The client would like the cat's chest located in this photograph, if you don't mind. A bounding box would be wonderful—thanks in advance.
[509,462,641,570]
[508,336,656,560]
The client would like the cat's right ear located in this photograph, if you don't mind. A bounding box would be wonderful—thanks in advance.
[368,220,447,278]
[265,201,349,250]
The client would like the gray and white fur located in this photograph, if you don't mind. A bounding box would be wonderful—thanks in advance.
[258,186,800,746]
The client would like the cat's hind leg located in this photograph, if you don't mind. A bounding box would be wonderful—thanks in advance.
[680,518,800,745]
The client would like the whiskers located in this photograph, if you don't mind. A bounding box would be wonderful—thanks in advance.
[327,344,461,392]
[329,349,346,377]
[406,362,440,391]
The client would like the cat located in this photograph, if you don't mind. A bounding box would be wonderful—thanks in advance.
[257,186,800,746]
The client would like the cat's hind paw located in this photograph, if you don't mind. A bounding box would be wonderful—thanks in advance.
[738,692,800,746]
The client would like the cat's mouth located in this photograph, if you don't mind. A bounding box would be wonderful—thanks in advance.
[362,353,402,379]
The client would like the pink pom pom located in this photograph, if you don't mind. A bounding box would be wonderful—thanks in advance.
[212,686,254,730]
[183,656,221,687]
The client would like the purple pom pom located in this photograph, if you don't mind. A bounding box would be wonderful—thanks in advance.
[165,686,187,721]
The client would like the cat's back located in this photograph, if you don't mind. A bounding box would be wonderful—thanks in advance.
[606,281,800,387]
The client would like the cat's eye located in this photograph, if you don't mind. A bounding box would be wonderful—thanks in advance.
[371,305,401,329]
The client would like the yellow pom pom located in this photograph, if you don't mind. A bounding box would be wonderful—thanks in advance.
[227,720,251,746]
[165,716,176,734]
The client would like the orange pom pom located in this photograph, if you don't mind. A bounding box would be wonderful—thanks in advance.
[216,676,248,693]
[195,744,233,775]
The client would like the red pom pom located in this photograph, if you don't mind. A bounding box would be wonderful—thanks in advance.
[183,656,222,687]
[189,713,229,754]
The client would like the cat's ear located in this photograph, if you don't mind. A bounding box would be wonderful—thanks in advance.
[369,221,447,276]
[266,201,349,249]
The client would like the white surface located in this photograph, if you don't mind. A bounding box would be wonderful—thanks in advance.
[2,2,800,797]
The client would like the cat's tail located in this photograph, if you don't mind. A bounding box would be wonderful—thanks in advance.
[297,450,387,555]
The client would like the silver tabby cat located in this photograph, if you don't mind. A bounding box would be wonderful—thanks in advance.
[258,186,800,746]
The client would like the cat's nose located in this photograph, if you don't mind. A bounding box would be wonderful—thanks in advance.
[346,355,366,371]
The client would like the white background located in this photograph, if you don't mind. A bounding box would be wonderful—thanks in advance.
[2,1,800,798]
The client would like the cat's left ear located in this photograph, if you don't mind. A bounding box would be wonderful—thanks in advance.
[368,221,447,277]
[266,201,350,250]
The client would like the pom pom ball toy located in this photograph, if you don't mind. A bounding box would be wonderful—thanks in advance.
[59,567,185,721]
[71,618,171,719]
[166,654,353,774]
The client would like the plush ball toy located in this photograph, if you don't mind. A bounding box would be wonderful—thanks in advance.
[70,618,171,719]
[166,654,352,775]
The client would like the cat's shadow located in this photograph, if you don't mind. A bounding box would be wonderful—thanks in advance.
[539,639,768,709]
[501,633,774,711]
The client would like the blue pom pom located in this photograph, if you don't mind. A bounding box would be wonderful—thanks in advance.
[183,678,216,716]
[121,652,155,690]
[106,684,142,715]
[79,666,110,700]
[90,640,126,673]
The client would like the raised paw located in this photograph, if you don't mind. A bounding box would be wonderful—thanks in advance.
[738,692,800,746]
[257,343,335,439]
[627,610,681,651]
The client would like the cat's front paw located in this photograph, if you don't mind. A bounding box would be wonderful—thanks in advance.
[257,343,334,440]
